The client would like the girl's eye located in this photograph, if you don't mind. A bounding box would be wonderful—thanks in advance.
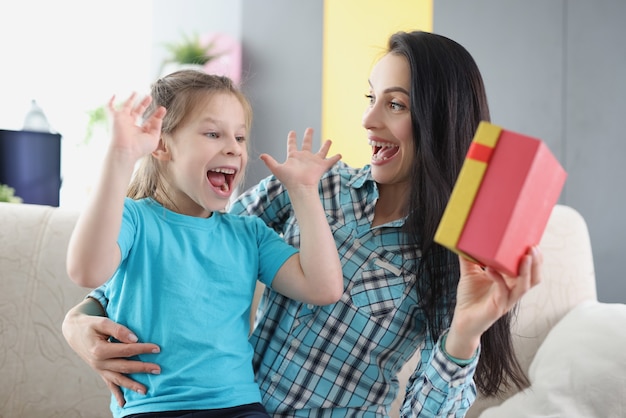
[364,94,375,105]
[236,136,246,143]
[205,132,219,139]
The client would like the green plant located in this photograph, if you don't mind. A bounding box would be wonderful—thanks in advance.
[0,183,23,203]
[162,32,219,66]
[84,104,109,145]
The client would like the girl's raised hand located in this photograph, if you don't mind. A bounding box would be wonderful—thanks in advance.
[259,128,342,191]
[108,93,166,160]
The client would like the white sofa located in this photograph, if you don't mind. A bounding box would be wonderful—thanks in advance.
[1,202,624,417]
[393,204,626,418]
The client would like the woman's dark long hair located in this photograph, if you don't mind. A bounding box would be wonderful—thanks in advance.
[389,31,529,396]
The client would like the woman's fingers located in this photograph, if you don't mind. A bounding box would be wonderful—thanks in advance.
[529,246,543,287]
[101,366,150,393]
[508,246,542,304]
[97,356,161,375]
[103,377,127,407]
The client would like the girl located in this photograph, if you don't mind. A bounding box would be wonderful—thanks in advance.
[65,70,343,418]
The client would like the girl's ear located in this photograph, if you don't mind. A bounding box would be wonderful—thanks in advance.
[152,138,171,161]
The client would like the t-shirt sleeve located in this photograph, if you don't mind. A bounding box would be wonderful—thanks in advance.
[87,282,109,310]
[252,216,298,288]
[117,197,139,259]
[86,197,139,310]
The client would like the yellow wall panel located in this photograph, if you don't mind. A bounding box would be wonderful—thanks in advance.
[322,0,432,167]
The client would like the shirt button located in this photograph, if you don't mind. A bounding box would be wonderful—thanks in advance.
[307,304,314,309]
[290,339,299,347]
[271,374,280,382]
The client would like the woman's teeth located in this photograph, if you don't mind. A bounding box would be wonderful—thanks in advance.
[369,140,399,161]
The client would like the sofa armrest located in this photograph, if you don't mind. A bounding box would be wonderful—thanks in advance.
[0,202,111,416]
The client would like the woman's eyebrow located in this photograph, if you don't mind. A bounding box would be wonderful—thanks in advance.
[367,80,409,96]
[384,86,410,96]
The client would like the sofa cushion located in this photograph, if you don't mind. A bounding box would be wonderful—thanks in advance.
[479,301,626,418]
[466,204,597,417]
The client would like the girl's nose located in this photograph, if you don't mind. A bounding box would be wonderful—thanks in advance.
[224,135,243,156]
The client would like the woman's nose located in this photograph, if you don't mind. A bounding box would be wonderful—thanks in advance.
[362,104,381,130]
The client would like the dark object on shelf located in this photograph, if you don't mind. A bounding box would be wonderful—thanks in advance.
[0,129,62,206]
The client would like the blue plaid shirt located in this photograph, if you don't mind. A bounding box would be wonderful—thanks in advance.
[231,162,478,417]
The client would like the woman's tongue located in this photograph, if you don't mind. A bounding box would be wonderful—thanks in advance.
[207,171,230,192]
[373,146,398,161]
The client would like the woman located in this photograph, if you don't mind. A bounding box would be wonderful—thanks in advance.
[63,31,541,417]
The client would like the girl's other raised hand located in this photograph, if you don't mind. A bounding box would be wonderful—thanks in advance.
[259,127,342,192]
[108,93,167,160]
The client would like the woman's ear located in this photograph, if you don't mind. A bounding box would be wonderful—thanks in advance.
[152,138,171,161]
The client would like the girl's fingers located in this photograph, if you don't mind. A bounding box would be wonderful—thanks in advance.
[301,127,314,151]
[325,153,342,167]
[259,153,279,172]
[286,131,297,153]
[121,92,137,112]
[108,95,117,111]
[317,139,335,158]
[134,95,152,118]
[110,92,153,118]
[282,129,340,167]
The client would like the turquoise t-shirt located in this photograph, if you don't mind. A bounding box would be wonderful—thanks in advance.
[98,198,298,418]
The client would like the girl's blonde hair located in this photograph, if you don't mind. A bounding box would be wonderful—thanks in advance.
[127,70,252,210]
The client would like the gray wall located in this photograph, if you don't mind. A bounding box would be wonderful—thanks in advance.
[152,1,625,303]
[151,0,323,193]
[434,0,626,303]
[240,1,324,191]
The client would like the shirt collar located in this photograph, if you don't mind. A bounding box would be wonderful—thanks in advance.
[347,164,373,190]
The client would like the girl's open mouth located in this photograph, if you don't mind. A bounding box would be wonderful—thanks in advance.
[207,168,236,193]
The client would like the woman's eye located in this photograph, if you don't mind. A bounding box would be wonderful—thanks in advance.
[390,101,405,111]
[365,94,375,105]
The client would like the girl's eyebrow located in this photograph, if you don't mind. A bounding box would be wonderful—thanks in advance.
[198,117,247,131]
[199,116,218,123]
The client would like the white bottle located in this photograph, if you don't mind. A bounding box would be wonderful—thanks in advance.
[23,99,52,132]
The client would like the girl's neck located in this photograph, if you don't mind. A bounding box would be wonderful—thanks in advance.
[372,182,409,227]
[154,190,212,218]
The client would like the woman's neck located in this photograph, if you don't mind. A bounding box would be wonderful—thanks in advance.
[372,182,409,227]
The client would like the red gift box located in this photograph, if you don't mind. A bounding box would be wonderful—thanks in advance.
[434,121,567,276]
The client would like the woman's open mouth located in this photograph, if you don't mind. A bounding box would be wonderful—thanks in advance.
[369,140,399,162]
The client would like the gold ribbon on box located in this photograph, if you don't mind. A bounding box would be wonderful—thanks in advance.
[434,121,502,257]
